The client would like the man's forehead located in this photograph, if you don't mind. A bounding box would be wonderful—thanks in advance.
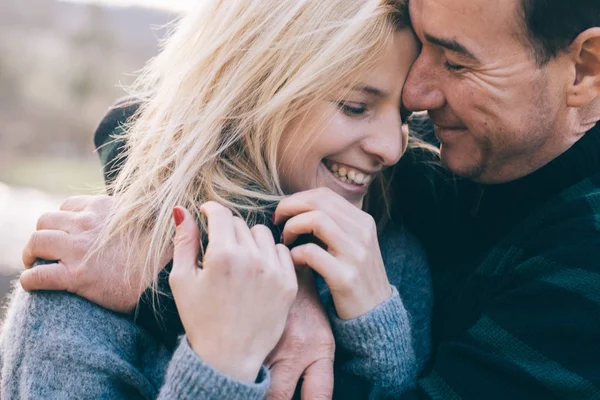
[409,0,521,42]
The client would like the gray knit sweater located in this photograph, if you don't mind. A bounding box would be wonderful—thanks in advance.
[0,224,431,400]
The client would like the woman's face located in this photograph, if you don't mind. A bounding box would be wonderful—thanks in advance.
[278,29,419,208]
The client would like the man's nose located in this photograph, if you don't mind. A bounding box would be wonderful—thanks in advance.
[402,51,445,112]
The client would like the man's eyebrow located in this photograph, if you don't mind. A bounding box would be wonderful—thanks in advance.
[351,85,388,97]
[425,33,478,61]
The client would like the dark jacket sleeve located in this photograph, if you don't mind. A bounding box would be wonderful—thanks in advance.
[93,98,140,188]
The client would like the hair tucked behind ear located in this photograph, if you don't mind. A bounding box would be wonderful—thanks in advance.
[92,0,415,300]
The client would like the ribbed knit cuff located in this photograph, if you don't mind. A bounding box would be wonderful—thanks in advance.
[158,336,270,400]
[327,286,417,393]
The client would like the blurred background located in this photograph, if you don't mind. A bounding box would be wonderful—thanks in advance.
[0,0,187,309]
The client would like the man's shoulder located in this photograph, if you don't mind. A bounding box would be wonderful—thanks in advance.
[483,173,600,278]
[94,97,141,185]
[93,97,141,150]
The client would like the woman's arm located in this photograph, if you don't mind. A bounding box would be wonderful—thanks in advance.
[274,189,432,398]
[321,226,433,399]
[1,288,167,400]
[0,288,271,400]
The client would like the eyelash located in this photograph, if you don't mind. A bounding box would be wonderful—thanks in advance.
[338,102,368,117]
[444,60,465,72]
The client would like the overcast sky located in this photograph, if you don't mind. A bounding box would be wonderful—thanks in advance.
[62,0,190,11]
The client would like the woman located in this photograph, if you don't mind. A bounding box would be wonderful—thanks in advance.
[1,0,431,398]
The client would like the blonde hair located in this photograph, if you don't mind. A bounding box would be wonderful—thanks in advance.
[98,0,414,297]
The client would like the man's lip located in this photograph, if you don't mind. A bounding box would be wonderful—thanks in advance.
[434,124,466,130]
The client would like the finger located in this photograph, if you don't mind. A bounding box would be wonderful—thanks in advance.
[171,207,201,278]
[266,361,304,400]
[233,217,255,249]
[199,201,236,248]
[59,195,93,212]
[22,230,71,268]
[276,244,296,281]
[290,243,343,287]
[251,224,277,263]
[273,188,347,226]
[301,358,334,400]
[36,211,78,232]
[281,211,351,252]
[20,263,72,292]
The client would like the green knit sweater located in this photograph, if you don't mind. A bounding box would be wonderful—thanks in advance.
[395,116,600,399]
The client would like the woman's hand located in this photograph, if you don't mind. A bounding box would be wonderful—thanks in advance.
[274,188,392,320]
[170,203,298,383]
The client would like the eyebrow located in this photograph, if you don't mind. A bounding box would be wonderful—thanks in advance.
[351,85,388,98]
[425,33,478,61]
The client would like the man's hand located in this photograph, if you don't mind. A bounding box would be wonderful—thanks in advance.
[265,268,335,400]
[20,195,159,313]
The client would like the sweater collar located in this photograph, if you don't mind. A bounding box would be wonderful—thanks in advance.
[469,122,600,231]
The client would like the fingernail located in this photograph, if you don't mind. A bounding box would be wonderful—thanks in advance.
[173,207,185,226]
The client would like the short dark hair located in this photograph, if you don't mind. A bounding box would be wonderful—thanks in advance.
[521,0,600,65]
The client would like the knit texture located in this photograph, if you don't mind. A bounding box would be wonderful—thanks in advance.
[0,288,270,399]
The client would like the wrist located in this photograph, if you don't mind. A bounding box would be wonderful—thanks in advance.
[187,337,263,383]
[334,283,393,320]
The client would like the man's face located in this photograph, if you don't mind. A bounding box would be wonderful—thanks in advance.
[404,0,574,183]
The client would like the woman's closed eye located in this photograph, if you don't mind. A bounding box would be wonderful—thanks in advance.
[338,101,368,117]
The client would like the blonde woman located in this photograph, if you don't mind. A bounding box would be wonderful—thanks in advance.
[2,0,432,398]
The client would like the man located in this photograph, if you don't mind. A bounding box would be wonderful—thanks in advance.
[19,0,600,398]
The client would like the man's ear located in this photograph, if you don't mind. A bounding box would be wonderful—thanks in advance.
[567,28,600,108]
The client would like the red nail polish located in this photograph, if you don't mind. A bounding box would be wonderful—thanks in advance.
[173,207,185,226]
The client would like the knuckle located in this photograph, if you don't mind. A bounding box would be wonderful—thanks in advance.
[36,212,52,231]
[28,231,46,250]
[288,332,308,353]
[339,269,359,290]
[26,270,43,289]
[353,247,368,264]
[75,212,98,231]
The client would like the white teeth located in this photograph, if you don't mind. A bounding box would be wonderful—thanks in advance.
[324,161,373,186]
[354,173,365,185]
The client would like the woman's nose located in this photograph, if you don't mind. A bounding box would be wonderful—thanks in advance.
[361,113,404,167]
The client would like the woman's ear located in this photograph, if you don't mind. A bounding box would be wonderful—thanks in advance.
[567,28,600,108]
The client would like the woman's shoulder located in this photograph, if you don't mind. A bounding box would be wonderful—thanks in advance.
[1,286,170,390]
[1,286,171,398]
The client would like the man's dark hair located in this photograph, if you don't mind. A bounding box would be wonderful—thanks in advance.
[521,0,600,65]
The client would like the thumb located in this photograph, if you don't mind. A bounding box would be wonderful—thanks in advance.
[301,358,334,400]
[20,263,72,292]
[172,206,201,276]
